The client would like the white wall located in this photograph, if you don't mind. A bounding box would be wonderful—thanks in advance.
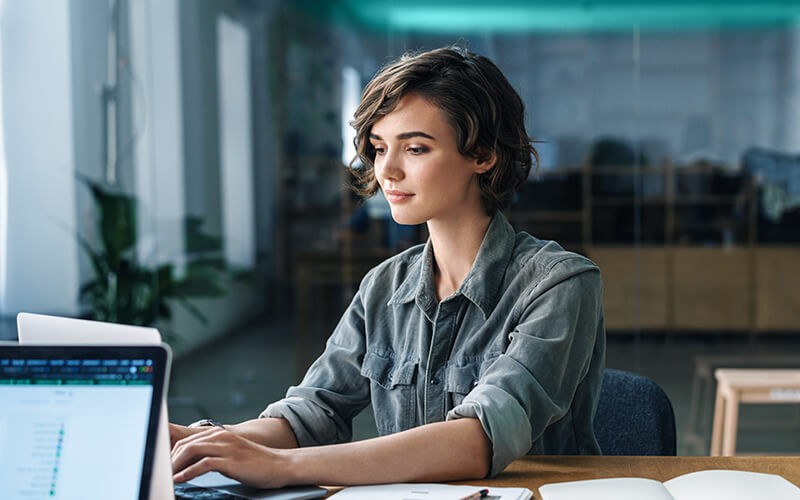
[0,0,79,315]
[0,0,7,313]
[786,21,800,152]
[128,0,187,267]
[217,15,255,269]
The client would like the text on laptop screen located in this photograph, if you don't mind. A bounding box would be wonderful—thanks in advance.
[0,347,166,500]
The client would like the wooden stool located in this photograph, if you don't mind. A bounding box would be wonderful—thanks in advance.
[711,368,800,456]
[684,355,800,454]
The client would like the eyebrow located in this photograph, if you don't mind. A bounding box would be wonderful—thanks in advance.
[370,131,436,141]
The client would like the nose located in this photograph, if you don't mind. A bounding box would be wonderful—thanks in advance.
[376,148,404,182]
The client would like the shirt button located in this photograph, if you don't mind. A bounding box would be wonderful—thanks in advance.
[429,378,439,385]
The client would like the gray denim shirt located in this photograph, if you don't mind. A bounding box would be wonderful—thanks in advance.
[263,212,606,477]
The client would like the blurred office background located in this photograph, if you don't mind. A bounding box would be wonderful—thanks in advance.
[1,0,799,454]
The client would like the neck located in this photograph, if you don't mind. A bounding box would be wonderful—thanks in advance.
[427,212,493,302]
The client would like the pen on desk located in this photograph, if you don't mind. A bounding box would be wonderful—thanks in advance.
[458,488,489,500]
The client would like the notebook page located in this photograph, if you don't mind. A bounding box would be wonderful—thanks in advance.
[664,470,800,500]
[329,483,532,499]
[539,477,675,500]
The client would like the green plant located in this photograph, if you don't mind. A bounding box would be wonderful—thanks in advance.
[77,174,228,341]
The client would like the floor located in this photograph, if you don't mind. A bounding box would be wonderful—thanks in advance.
[168,315,800,455]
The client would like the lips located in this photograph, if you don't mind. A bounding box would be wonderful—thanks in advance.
[384,189,414,203]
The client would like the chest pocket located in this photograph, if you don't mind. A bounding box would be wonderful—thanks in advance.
[445,361,480,408]
[445,354,501,408]
[360,351,418,434]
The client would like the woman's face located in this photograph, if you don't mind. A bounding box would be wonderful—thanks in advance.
[369,93,492,226]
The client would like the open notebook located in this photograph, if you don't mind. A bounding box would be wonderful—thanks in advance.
[539,469,800,500]
[329,483,532,499]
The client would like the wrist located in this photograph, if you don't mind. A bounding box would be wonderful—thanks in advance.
[273,447,303,486]
[188,418,226,429]
[227,418,299,449]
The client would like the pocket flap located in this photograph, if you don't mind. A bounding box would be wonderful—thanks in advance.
[361,351,417,389]
[445,362,480,394]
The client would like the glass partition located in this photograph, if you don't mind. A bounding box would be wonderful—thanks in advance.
[281,1,800,453]
[1,0,798,454]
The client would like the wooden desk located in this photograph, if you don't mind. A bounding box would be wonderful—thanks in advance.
[325,456,800,497]
[452,456,800,498]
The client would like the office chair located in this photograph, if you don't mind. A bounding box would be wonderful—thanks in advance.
[593,368,677,455]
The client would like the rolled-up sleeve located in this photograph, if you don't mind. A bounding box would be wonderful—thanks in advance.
[261,283,373,447]
[447,261,604,477]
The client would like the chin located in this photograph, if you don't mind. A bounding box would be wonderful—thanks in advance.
[390,209,425,226]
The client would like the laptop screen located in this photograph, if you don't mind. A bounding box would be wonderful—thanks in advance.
[0,345,169,500]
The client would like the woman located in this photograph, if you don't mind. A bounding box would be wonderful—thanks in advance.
[170,46,606,488]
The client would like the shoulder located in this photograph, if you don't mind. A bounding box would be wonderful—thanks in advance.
[510,232,601,289]
[358,242,426,291]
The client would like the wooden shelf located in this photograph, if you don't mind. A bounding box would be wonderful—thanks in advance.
[755,248,800,331]
[509,163,799,333]
[298,161,799,337]
[507,211,584,222]
[673,195,741,205]
[592,197,668,206]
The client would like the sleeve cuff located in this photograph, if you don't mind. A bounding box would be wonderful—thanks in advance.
[446,384,532,477]
[261,396,339,447]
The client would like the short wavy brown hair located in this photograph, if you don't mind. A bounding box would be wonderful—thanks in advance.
[350,46,537,215]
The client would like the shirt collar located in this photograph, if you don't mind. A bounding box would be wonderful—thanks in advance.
[387,239,437,320]
[388,212,516,320]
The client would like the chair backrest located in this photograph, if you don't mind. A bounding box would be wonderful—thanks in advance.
[593,368,677,455]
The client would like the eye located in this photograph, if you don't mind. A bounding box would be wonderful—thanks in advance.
[407,145,429,155]
[372,145,386,156]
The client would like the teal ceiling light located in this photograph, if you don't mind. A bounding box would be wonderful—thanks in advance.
[313,0,800,33]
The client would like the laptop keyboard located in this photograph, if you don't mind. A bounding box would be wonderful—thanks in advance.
[174,483,249,500]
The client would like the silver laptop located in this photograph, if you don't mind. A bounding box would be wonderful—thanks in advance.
[17,313,327,500]
[18,313,176,500]
[0,343,170,500]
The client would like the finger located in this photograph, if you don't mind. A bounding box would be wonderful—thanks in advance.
[175,450,277,490]
[173,426,225,450]
[171,429,234,473]
[168,423,191,448]
[172,435,284,490]
[173,455,226,484]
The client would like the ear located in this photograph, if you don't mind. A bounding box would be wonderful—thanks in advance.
[473,149,497,175]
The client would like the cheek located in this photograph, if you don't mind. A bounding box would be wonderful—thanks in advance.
[373,161,385,183]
